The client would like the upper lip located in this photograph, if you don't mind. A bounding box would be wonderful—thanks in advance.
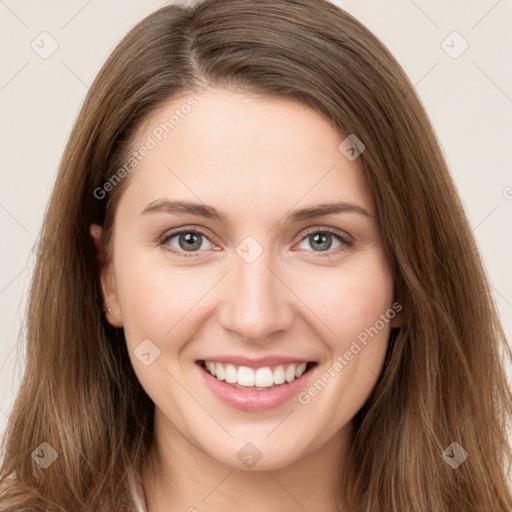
[197,355,316,369]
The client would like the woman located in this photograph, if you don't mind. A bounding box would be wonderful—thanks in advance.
[1,0,511,510]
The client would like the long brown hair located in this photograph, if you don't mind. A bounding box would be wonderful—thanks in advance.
[1,0,511,510]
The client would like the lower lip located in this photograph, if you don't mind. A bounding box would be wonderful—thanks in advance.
[195,362,317,412]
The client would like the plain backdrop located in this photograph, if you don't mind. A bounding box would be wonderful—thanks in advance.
[1,0,511,442]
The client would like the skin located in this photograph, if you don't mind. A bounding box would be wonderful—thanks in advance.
[90,87,403,512]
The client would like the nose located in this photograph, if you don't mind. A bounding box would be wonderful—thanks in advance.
[218,245,295,343]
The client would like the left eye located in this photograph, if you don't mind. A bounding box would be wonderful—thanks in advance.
[297,230,345,252]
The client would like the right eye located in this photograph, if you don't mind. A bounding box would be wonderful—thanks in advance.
[160,228,216,258]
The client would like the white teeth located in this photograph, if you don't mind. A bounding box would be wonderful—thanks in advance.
[215,362,225,381]
[207,361,216,376]
[202,360,312,388]
[285,365,296,382]
[224,364,238,383]
[273,365,285,385]
[295,362,307,378]
[255,367,274,387]
[237,366,255,386]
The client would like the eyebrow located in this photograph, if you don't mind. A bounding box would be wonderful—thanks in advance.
[140,199,375,223]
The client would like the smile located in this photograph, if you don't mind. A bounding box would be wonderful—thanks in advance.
[195,358,318,411]
[200,360,315,389]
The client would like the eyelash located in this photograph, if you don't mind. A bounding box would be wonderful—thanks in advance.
[158,226,353,259]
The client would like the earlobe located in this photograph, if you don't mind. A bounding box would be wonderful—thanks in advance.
[89,223,123,328]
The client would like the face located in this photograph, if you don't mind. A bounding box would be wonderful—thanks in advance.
[92,87,402,471]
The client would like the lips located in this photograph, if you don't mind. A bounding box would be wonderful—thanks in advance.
[195,356,318,411]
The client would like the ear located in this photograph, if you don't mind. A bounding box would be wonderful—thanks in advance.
[90,223,123,328]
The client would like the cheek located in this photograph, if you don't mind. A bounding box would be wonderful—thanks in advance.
[301,252,395,347]
[113,248,218,351]
[295,254,394,433]
[112,253,209,399]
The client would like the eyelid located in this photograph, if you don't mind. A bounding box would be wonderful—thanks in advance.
[158,225,353,258]
[299,225,352,241]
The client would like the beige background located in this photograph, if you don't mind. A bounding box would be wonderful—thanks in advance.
[1,0,511,441]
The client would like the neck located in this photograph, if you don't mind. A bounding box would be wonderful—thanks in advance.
[141,409,354,512]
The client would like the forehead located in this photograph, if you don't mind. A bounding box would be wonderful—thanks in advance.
[118,87,374,218]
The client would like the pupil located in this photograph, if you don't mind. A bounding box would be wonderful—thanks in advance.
[312,233,331,251]
[180,232,201,251]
